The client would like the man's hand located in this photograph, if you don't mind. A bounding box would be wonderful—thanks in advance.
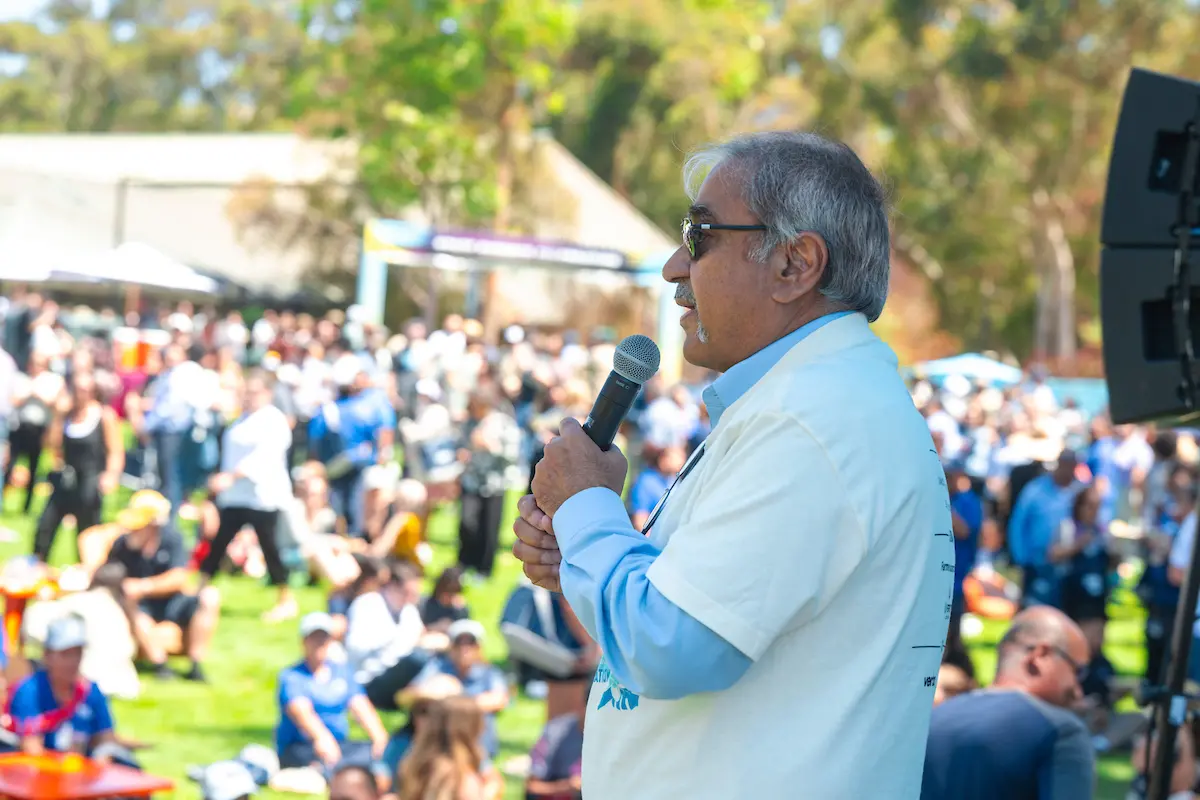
[531,418,627,517]
[207,472,235,495]
[512,494,561,592]
[98,471,118,496]
[314,731,342,767]
[370,735,387,761]
[121,578,146,601]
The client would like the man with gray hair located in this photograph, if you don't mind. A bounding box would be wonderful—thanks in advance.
[512,131,954,797]
[921,606,1094,799]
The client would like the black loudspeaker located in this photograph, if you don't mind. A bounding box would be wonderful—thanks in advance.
[1100,67,1200,424]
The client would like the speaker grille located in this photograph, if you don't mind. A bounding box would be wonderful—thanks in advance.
[613,335,661,385]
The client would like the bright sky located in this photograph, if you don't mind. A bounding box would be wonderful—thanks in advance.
[0,0,110,22]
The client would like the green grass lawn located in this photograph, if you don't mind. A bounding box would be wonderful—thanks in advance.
[0,483,1146,798]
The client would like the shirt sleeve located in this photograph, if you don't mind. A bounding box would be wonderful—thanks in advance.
[952,492,984,536]
[279,669,309,708]
[162,531,189,570]
[308,412,327,446]
[8,680,39,726]
[1008,487,1034,567]
[483,666,507,695]
[377,397,398,433]
[104,536,127,566]
[1170,513,1197,572]
[346,666,365,697]
[344,594,396,664]
[1037,713,1095,800]
[86,685,114,734]
[554,488,753,700]
[644,413,867,661]
[527,726,556,780]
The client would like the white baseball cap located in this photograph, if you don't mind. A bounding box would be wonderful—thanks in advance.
[199,761,258,800]
[44,614,87,652]
[299,612,336,639]
[332,354,364,387]
[447,619,486,645]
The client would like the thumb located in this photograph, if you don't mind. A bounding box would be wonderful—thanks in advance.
[604,442,628,471]
[560,416,588,440]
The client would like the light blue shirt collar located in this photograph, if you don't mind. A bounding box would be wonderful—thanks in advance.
[701,311,854,428]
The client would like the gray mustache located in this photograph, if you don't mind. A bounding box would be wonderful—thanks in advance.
[675,283,695,306]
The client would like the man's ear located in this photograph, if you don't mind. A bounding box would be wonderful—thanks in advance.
[772,232,829,304]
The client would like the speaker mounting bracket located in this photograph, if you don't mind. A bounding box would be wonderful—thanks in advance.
[1172,98,1200,410]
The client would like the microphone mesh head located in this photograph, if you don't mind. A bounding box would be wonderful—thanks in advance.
[613,334,661,385]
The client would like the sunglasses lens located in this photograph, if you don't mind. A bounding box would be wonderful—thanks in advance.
[681,219,697,258]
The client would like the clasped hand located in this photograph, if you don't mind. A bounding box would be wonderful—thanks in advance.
[511,418,627,592]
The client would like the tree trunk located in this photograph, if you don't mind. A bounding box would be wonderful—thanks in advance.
[1030,189,1077,363]
[481,92,520,343]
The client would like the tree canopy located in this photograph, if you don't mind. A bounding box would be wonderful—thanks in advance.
[3,0,1198,360]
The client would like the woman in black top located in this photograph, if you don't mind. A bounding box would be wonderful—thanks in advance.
[4,352,64,514]
[34,371,123,562]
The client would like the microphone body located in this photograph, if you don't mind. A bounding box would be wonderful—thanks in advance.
[582,334,662,451]
[584,370,643,450]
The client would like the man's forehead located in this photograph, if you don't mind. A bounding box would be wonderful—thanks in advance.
[691,163,745,219]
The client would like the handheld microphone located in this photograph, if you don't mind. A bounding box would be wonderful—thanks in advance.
[584,334,662,450]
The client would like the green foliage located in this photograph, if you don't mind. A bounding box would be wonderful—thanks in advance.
[0,0,308,132]
[4,0,1200,356]
[292,0,575,224]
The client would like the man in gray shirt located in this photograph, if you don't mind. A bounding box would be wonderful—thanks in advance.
[922,606,1095,800]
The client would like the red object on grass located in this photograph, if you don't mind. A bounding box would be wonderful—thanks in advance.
[0,752,173,799]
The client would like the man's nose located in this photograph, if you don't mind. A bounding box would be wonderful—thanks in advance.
[661,246,690,284]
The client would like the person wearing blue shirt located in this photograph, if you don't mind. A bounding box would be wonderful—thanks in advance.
[8,615,116,759]
[1008,451,1081,609]
[1053,486,1112,626]
[512,311,851,703]
[1086,418,1120,526]
[921,606,1094,800]
[627,445,686,532]
[277,612,389,780]
[404,619,509,759]
[308,356,396,536]
[946,460,983,652]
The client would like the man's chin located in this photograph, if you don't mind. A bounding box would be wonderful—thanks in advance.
[681,332,713,369]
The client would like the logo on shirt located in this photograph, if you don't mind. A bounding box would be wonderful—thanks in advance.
[594,659,639,711]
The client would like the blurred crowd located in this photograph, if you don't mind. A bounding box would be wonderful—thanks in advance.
[3,287,1200,798]
[0,289,712,800]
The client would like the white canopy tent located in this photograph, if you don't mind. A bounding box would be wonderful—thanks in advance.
[84,242,220,294]
[0,240,220,296]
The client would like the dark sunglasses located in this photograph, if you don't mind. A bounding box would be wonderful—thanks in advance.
[681,217,768,259]
[1027,643,1086,679]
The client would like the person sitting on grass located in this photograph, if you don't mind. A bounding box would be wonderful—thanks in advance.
[370,478,431,568]
[329,763,381,800]
[346,560,446,711]
[106,489,221,682]
[420,567,469,633]
[276,613,390,785]
[6,615,134,766]
[524,682,586,800]
[327,555,386,642]
[921,606,1093,800]
[397,696,501,800]
[402,620,509,761]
